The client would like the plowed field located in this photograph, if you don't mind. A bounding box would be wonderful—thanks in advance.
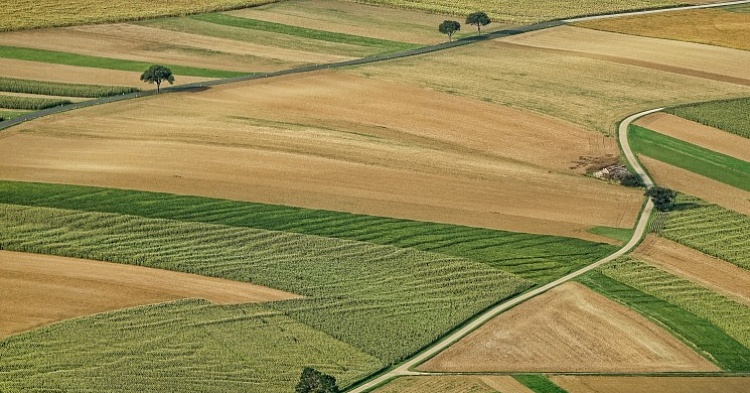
[418,282,717,372]
[635,112,750,161]
[0,72,643,240]
[634,235,750,306]
[371,376,529,393]
[551,376,750,393]
[0,250,299,338]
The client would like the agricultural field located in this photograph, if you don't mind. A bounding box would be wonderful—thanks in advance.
[575,8,750,51]
[666,97,750,139]
[0,72,644,241]
[418,282,716,373]
[551,376,750,393]
[371,376,537,393]
[0,250,298,337]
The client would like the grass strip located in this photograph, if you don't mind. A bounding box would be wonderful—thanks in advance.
[666,97,750,139]
[0,95,71,110]
[0,181,616,285]
[0,300,381,393]
[513,375,568,393]
[587,226,633,245]
[0,45,246,78]
[629,125,750,191]
[0,77,138,98]
[578,271,750,371]
[191,13,417,53]
[0,109,31,120]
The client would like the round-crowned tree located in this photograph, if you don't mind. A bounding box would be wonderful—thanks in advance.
[140,65,174,93]
[645,186,677,211]
[466,11,491,34]
[439,20,461,42]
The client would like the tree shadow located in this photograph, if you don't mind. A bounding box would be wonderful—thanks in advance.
[173,86,211,93]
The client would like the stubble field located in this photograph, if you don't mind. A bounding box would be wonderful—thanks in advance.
[551,376,750,393]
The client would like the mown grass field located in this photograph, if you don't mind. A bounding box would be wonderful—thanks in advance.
[575,8,750,51]
[514,375,569,393]
[653,195,750,270]
[587,226,634,246]
[0,300,381,392]
[0,77,138,98]
[0,45,245,78]
[667,97,750,139]
[0,0,275,31]
[0,181,618,285]
[579,271,750,371]
[629,125,750,191]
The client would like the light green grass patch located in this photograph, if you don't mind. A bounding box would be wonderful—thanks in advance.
[629,125,750,191]
[513,374,568,393]
[0,45,246,78]
[0,77,138,98]
[666,97,750,139]
[587,226,634,245]
[0,109,31,120]
[0,300,381,393]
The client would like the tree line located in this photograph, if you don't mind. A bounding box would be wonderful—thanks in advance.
[439,11,491,41]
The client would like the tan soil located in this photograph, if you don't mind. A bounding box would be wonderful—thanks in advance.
[479,376,535,393]
[501,26,750,86]
[0,23,350,71]
[418,282,718,373]
[0,72,642,240]
[371,376,498,393]
[0,58,210,88]
[639,156,750,215]
[551,376,750,393]
[634,235,750,306]
[0,250,299,338]
[635,112,750,162]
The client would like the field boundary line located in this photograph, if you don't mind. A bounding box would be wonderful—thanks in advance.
[564,0,750,22]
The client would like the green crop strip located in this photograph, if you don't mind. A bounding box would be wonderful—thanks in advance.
[0,45,246,78]
[666,97,750,138]
[0,95,71,110]
[579,271,750,371]
[0,109,30,120]
[191,13,418,54]
[587,226,634,245]
[513,374,569,393]
[0,300,381,392]
[0,77,138,98]
[0,181,616,285]
[629,125,750,191]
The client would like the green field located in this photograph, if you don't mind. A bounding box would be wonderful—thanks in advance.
[0,45,246,78]
[514,375,569,393]
[666,97,750,139]
[0,109,31,120]
[0,300,381,392]
[600,258,750,348]
[579,271,750,371]
[587,226,634,245]
[629,125,750,191]
[0,77,138,98]
[723,3,750,12]
[0,95,71,110]
[654,195,750,270]
[0,181,617,285]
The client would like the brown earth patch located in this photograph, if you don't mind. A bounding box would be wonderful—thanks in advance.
[479,376,535,393]
[418,282,718,373]
[371,376,498,393]
[634,235,750,306]
[0,71,642,240]
[0,58,210,89]
[639,156,750,215]
[551,376,750,393]
[0,250,299,338]
[501,26,750,86]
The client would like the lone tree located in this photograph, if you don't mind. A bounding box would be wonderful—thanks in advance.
[438,20,461,42]
[295,367,340,393]
[645,186,677,211]
[140,65,174,93]
[466,11,491,34]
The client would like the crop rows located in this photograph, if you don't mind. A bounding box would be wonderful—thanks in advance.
[0,202,532,364]
[0,77,138,98]
[655,195,750,270]
[0,95,71,110]
[373,376,497,393]
[667,97,750,139]
[0,181,617,285]
[0,300,381,392]
[579,271,750,371]
[600,258,750,348]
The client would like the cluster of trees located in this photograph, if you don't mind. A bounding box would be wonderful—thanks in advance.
[439,11,491,41]
[295,367,340,393]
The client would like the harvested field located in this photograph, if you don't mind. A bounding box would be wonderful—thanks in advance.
[0,72,643,240]
[479,377,535,393]
[575,8,750,51]
[502,26,750,86]
[417,282,717,373]
[636,112,750,161]
[371,376,499,393]
[0,250,299,338]
[0,23,349,72]
[634,235,750,306]
[0,58,209,88]
[639,156,750,215]
[551,376,750,393]
[348,37,750,135]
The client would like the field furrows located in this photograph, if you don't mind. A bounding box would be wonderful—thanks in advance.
[371,376,501,393]
[551,376,750,393]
